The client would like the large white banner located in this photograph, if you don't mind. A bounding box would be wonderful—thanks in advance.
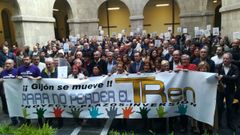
[4,72,218,125]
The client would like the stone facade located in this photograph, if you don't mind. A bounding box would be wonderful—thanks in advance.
[1,0,235,47]
[220,0,240,40]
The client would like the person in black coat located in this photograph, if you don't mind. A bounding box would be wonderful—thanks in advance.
[88,51,107,75]
[129,52,144,73]
[216,52,239,131]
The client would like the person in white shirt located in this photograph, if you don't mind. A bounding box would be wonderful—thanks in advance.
[32,55,46,72]
[68,65,85,79]
[211,46,224,66]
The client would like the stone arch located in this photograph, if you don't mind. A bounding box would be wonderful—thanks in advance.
[1,9,13,44]
[143,0,180,34]
[53,0,73,39]
[214,4,222,28]
[98,0,131,36]
[0,0,20,45]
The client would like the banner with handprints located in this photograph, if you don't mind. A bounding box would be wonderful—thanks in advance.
[4,72,217,126]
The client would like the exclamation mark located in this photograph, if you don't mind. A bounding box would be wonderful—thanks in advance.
[107,81,110,87]
[110,81,113,87]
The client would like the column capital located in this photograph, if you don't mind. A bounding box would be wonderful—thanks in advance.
[129,15,144,21]
[12,15,55,23]
[179,11,214,18]
[220,3,240,13]
[67,18,99,24]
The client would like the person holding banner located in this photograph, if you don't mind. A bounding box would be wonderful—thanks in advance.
[41,57,63,128]
[68,65,85,79]
[176,54,197,133]
[216,53,239,131]
[113,62,128,75]
[0,59,20,126]
[17,55,41,125]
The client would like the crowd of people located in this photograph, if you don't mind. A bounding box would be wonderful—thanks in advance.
[0,33,239,134]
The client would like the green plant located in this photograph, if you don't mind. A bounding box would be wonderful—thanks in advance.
[36,123,56,135]
[0,123,56,135]
[108,130,136,135]
[0,124,15,134]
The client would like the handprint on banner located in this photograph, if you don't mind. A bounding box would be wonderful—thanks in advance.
[22,108,30,118]
[52,107,64,118]
[68,108,82,118]
[175,104,188,115]
[88,106,103,118]
[156,106,167,118]
[34,108,47,118]
[122,106,134,119]
[105,106,122,119]
[137,107,150,119]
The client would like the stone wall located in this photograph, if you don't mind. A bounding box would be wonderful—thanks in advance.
[220,0,240,40]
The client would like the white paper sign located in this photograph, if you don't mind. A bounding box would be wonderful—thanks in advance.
[160,33,164,39]
[63,43,69,53]
[195,30,201,38]
[130,32,134,36]
[207,25,212,31]
[177,27,182,33]
[155,40,162,47]
[186,35,192,41]
[164,32,171,40]
[142,30,147,36]
[97,36,103,42]
[168,26,173,33]
[183,28,188,34]
[194,27,199,31]
[233,32,240,40]
[205,30,211,37]
[100,30,104,36]
[99,26,102,31]
[213,27,219,36]
[57,66,68,78]
[118,33,122,39]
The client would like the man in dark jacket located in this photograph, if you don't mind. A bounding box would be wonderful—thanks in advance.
[216,52,239,131]
[129,52,144,73]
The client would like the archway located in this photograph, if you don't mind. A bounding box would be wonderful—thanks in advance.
[53,0,73,40]
[1,9,13,44]
[143,0,180,34]
[213,0,221,29]
[98,0,130,36]
[0,0,19,45]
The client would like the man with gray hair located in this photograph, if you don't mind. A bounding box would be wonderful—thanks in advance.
[216,52,239,131]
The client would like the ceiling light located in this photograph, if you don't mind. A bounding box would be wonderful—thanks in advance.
[156,4,170,7]
[213,0,217,3]
[108,7,120,11]
[53,9,59,12]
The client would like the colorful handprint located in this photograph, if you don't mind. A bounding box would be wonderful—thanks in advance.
[156,106,167,118]
[68,108,82,118]
[34,108,47,118]
[175,104,188,115]
[52,107,64,118]
[88,106,103,118]
[122,106,134,119]
[137,107,150,119]
[105,106,121,119]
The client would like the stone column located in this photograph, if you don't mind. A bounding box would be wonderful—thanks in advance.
[12,15,55,47]
[220,1,240,40]
[68,18,99,36]
[129,15,144,33]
